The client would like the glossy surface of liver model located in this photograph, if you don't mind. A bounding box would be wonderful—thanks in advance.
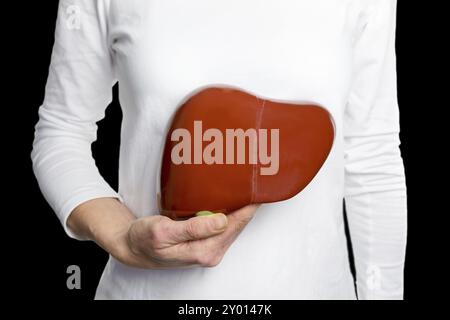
[159,86,334,219]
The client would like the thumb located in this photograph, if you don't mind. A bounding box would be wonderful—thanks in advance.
[169,213,228,243]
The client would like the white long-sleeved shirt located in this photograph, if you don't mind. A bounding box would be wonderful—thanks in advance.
[31,0,407,300]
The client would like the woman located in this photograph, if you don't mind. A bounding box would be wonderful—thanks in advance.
[32,0,407,299]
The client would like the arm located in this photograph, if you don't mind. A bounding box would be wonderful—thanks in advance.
[31,0,258,269]
[68,198,258,269]
[31,0,120,239]
[344,0,407,299]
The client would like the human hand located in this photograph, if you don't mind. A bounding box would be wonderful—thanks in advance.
[68,198,259,269]
[118,204,259,269]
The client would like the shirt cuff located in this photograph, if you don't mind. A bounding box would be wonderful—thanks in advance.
[59,188,124,240]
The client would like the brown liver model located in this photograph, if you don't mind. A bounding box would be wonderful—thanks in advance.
[158,86,335,219]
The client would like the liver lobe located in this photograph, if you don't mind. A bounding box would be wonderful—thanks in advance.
[159,86,335,219]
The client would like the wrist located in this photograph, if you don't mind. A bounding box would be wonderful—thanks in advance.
[68,198,136,258]
[88,199,136,257]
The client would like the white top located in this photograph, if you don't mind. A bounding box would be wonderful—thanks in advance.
[32,0,407,300]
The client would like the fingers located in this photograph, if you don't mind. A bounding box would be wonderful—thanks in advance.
[228,204,260,221]
[145,220,226,267]
[144,213,229,267]
[127,215,227,267]
[167,204,260,267]
[222,204,259,234]
[193,204,260,252]
[168,213,228,243]
[164,238,225,267]
[130,206,258,269]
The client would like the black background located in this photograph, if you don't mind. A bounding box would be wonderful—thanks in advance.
[13,0,441,301]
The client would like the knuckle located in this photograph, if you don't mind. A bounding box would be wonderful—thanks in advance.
[148,224,164,246]
[185,220,200,239]
[152,216,173,240]
[151,247,167,260]
[238,212,254,227]
[203,254,222,267]
[158,219,171,234]
[233,218,249,232]
[196,248,223,267]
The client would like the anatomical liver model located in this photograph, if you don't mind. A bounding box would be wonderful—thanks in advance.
[158,86,335,219]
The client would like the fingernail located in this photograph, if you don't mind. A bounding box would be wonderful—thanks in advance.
[213,213,227,230]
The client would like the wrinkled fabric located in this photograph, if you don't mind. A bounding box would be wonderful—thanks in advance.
[31,0,407,300]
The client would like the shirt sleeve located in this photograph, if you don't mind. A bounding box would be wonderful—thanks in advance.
[343,0,407,299]
[31,0,122,240]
